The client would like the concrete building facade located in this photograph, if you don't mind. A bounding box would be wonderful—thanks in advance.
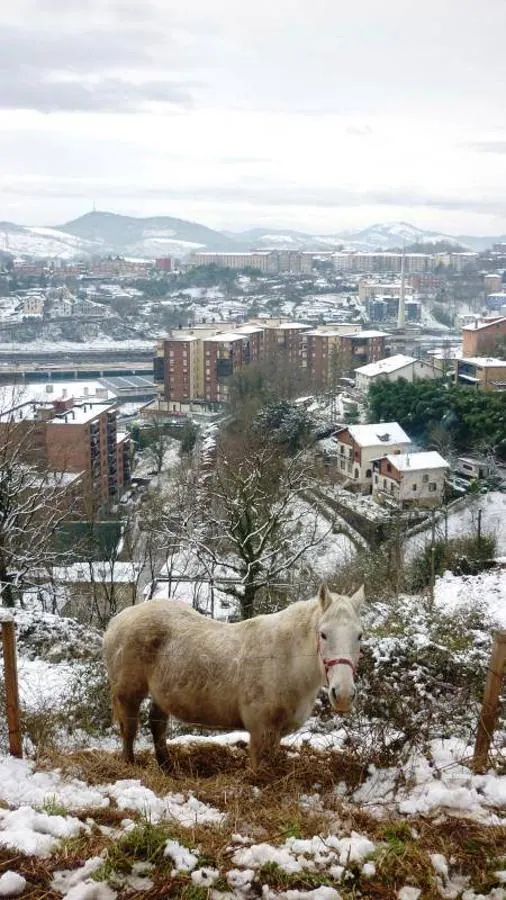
[455,357,506,391]
[355,354,437,392]
[372,452,449,507]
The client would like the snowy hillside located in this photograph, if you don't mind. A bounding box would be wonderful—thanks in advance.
[0,222,100,259]
[2,212,501,259]
[335,221,469,251]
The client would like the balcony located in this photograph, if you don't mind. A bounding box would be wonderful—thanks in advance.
[216,358,233,378]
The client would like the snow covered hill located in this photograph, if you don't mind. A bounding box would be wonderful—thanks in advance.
[0,222,100,259]
[2,212,501,260]
[335,221,469,251]
[58,211,240,258]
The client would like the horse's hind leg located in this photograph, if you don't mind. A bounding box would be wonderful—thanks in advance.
[113,692,143,765]
[149,701,170,772]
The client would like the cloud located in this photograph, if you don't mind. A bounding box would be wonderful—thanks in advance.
[0,22,198,112]
[464,141,506,154]
[0,75,193,113]
[3,175,505,218]
[346,124,373,136]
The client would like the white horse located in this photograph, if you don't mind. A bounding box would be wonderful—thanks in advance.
[103,583,364,771]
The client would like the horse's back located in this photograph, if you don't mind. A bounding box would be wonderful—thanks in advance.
[103,600,200,680]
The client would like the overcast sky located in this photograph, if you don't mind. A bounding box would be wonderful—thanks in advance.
[2,0,506,235]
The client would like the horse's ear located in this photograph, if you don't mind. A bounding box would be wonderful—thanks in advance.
[318,583,332,612]
[350,585,365,612]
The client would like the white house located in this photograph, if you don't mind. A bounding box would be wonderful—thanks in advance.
[372,451,449,507]
[355,354,437,393]
[334,422,412,490]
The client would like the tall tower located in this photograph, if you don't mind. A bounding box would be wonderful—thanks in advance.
[397,250,406,328]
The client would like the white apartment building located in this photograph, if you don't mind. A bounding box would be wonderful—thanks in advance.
[372,452,449,507]
[334,422,412,489]
[355,354,437,392]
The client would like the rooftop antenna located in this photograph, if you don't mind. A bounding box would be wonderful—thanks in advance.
[397,246,406,328]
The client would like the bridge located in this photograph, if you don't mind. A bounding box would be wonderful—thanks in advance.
[0,356,154,383]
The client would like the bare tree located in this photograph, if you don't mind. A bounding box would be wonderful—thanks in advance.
[144,418,169,475]
[159,433,337,619]
[0,415,79,607]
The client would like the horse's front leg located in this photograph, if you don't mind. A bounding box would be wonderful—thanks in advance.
[149,701,171,772]
[249,726,283,773]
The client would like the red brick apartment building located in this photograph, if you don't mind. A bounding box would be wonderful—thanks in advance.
[462,317,506,356]
[340,330,387,370]
[263,322,310,367]
[155,321,389,406]
[0,398,130,513]
[156,325,263,408]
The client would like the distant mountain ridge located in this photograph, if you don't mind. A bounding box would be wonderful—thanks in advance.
[0,211,502,259]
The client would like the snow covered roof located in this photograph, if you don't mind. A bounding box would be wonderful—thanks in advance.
[51,562,141,583]
[263,322,310,330]
[234,325,264,335]
[340,422,412,448]
[462,317,506,331]
[386,451,449,472]
[169,333,199,342]
[51,401,116,424]
[205,331,249,343]
[460,356,506,367]
[355,354,417,377]
[347,330,390,339]
[428,347,463,361]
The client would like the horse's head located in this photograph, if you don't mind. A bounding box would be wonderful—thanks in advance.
[316,583,364,714]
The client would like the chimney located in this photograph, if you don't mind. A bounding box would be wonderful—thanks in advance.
[397,251,406,329]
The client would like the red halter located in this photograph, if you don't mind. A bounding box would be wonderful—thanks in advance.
[318,636,356,685]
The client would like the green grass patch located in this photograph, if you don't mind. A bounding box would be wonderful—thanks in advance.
[258,861,334,891]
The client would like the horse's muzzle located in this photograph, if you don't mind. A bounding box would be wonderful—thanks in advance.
[329,686,355,714]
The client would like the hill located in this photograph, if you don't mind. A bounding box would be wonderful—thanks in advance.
[58,211,242,257]
[2,211,505,259]
[0,222,99,259]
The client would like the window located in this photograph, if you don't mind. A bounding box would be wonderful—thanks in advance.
[365,468,372,478]
[383,478,387,489]
[340,460,345,470]
[354,468,359,479]
[340,445,345,454]
[387,463,392,473]
[429,483,437,492]
[412,483,417,491]
[374,475,379,484]
[422,473,429,483]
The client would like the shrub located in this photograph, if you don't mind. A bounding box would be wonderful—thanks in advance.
[408,534,496,591]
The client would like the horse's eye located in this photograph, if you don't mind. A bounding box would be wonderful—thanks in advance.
[320,631,327,640]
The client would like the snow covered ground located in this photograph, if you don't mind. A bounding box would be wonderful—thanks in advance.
[0,568,505,898]
[407,492,506,559]
[435,568,506,628]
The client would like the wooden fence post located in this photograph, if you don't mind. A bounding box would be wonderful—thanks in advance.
[1,612,22,758]
[473,631,506,773]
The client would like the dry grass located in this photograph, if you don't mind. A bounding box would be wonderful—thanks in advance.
[1,744,505,899]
